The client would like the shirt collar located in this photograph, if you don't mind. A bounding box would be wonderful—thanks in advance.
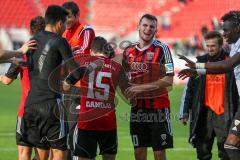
[135,39,155,51]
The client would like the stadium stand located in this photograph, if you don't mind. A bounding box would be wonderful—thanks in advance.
[39,0,89,21]
[0,0,89,29]
[1,0,239,40]
[90,0,161,34]
[157,0,240,39]
[0,0,239,78]
[0,0,41,28]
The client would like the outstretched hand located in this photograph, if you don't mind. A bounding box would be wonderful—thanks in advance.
[125,84,141,99]
[124,84,139,107]
[178,68,197,80]
[177,54,196,68]
[18,40,37,54]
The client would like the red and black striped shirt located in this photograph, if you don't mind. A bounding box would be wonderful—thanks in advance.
[123,39,174,109]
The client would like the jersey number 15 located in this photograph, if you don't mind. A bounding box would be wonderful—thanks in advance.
[87,71,112,101]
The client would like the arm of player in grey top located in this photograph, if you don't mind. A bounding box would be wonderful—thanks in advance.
[205,52,240,73]
[0,40,36,61]
[0,50,20,61]
[0,58,14,64]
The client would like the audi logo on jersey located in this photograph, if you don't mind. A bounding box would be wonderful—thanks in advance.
[130,62,148,72]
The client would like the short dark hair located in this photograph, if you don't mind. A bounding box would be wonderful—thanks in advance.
[45,5,68,25]
[204,30,223,46]
[103,43,115,58]
[221,10,240,26]
[62,1,79,16]
[139,14,158,25]
[30,16,45,35]
[91,36,115,58]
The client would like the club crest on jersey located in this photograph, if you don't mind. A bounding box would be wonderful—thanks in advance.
[128,53,133,58]
[147,52,154,60]
[161,134,167,145]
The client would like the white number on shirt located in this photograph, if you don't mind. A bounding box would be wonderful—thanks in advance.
[87,71,112,100]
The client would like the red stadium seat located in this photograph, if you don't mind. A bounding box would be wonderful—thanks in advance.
[39,0,89,21]
[0,0,239,40]
[0,0,41,28]
[90,0,161,34]
[157,0,240,39]
[0,0,89,28]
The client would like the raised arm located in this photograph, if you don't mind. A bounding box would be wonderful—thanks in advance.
[178,53,240,79]
[0,40,36,61]
[205,52,240,73]
[178,52,240,74]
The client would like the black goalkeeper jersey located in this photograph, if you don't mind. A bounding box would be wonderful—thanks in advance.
[25,31,86,106]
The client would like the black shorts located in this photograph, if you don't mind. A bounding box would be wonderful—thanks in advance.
[16,116,32,147]
[61,94,80,124]
[61,94,80,150]
[72,128,117,159]
[130,108,173,151]
[21,99,68,150]
[229,110,240,137]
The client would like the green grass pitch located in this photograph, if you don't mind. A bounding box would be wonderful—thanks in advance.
[0,80,218,160]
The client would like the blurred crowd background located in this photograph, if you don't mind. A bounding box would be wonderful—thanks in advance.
[0,0,239,83]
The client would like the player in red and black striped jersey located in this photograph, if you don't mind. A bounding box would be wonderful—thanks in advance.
[124,39,173,109]
[123,14,174,160]
[71,36,128,160]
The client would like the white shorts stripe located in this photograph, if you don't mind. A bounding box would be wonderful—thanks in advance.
[165,108,172,135]
[57,99,66,139]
